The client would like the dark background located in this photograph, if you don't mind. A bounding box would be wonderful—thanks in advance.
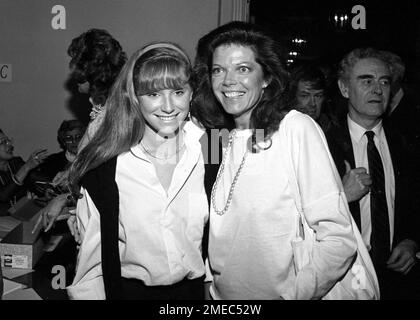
[250,0,420,88]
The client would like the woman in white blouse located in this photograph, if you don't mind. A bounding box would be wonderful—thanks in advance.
[65,42,209,300]
[191,22,360,300]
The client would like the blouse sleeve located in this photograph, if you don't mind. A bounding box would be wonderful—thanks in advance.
[283,112,357,299]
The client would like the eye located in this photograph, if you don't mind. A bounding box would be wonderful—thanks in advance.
[212,66,223,75]
[238,66,250,73]
[147,92,159,97]
[174,89,185,96]
[380,79,390,86]
[362,79,372,86]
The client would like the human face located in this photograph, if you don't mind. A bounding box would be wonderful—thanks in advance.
[138,85,192,137]
[295,81,325,120]
[0,132,14,161]
[62,128,83,155]
[338,58,391,129]
[211,44,268,129]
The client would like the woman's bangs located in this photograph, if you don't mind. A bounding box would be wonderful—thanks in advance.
[136,60,189,95]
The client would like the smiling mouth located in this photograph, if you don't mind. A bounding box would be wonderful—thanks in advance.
[223,91,245,98]
[156,114,179,121]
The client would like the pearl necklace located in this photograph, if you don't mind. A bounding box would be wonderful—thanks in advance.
[211,129,248,216]
[140,141,185,160]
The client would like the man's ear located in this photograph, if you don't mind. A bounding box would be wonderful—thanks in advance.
[338,79,349,98]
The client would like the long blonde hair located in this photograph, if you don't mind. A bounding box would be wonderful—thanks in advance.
[68,42,192,195]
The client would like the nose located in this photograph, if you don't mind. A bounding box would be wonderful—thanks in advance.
[161,95,175,114]
[222,69,237,86]
[373,81,383,95]
[309,96,317,107]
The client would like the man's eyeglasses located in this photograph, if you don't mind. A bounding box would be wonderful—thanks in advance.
[0,137,13,146]
[63,135,83,143]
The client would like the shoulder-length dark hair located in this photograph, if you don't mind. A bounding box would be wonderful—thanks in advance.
[68,28,127,106]
[191,21,290,143]
[68,42,192,195]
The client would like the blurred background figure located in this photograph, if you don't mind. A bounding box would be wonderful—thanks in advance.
[29,120,86,202]
[31,120,86,184]
[288,63,337,132]
[0,129,48,212]
[38,29,127,233]
[67,28,127,135]
[384,50,420,155]
[52,29,127,188]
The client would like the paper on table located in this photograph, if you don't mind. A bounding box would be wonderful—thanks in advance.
[2,288,42,300]
[1,267,34,279]
[2,278,27,296]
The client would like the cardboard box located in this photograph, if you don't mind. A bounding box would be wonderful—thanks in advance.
[0,223,45,269]
[7,197,44,243]
[0,198,45,269]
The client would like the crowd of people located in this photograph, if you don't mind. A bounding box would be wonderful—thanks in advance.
[1,21,419,300]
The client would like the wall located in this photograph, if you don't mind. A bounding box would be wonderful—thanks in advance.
[0,0,219,158]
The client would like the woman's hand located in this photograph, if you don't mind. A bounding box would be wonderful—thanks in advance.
[41,193,68,232]
[25,149,49,170]
[14,149,49,185]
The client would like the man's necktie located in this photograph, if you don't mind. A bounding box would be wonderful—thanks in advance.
[365,130,390,267]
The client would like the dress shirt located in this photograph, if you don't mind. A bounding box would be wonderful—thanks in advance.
[347,115,395,249]
[67,121,208,299]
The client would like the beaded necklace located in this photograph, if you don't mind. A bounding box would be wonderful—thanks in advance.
[211,129,248,216]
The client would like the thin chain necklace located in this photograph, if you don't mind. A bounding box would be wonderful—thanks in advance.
[211,129,248,216]
[140,140,185,160]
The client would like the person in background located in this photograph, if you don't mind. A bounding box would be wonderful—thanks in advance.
[384,51,420,217]
[0,129,48,211]
[66,42,208,300]
[325,47,420,299]
[67,28,127,152]
[191,21,361,300]
[31,120,86,186]
[288,63,337,132]
[37,29,127,231]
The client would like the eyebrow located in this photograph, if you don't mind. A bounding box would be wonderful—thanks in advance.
[356,74,391,81]
[212,61,255,66]
[300,88,324,93]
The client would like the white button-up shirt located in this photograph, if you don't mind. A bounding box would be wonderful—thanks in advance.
[67,122,208,299]
[347,115,395,250]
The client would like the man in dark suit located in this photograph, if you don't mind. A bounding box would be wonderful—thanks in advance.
[325,47,420,299]
[384,52,420,214]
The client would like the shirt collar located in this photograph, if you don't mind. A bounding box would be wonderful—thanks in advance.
[347,114,383,143]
